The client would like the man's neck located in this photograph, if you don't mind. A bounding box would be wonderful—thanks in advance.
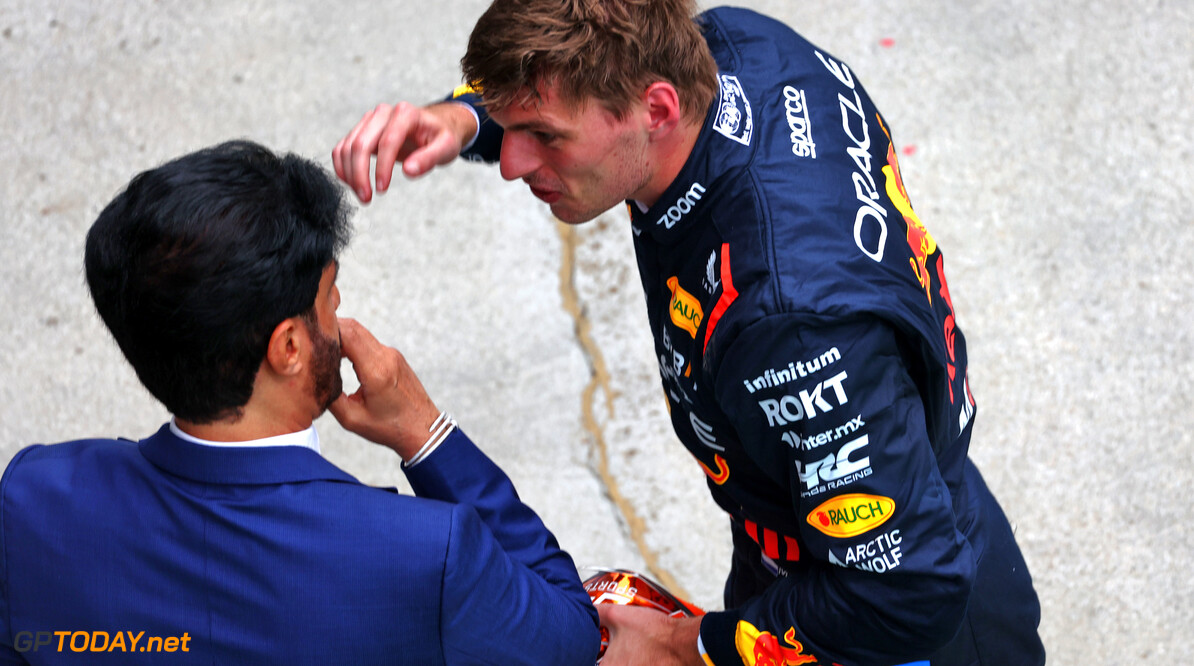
[174,410,312,443]
[635,116,704,209]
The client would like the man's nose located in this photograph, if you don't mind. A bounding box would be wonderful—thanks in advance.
[498,132,540,182]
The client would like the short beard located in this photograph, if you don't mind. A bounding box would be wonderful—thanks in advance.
[302,315,343,413]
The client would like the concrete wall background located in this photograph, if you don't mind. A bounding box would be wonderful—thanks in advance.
[2,1,1191,663]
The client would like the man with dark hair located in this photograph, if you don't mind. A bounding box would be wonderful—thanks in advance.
[333,1,1045,665]
[0,140,600,664]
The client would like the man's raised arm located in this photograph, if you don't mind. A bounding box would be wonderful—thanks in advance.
[332,101,478,203]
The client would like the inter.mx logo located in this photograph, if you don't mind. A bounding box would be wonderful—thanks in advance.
[756,371,848,426]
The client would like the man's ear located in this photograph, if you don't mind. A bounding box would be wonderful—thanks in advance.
[643,81,683,137]
[264,317,306,377]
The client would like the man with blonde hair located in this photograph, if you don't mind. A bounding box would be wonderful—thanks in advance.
[335,1,1045,664]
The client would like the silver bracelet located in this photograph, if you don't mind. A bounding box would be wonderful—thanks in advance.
[403,411,456,468]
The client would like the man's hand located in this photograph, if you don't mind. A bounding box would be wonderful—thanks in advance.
[332,101,477,203]
[597,605,706,666]
[329,318,442,460]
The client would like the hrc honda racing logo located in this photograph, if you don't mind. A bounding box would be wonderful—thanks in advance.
[794,433,872,498]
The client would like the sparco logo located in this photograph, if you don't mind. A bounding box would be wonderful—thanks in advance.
[657,182,706,229]
[782,86,816,158]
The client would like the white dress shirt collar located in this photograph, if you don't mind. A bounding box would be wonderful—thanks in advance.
[169,417,321,454]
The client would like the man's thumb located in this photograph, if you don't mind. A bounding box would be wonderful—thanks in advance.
[329,392,365,431]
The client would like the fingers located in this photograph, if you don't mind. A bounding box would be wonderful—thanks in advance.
[334,106,382,202]
[331,111,361,184]
[596,603,633,631]
[328,389,362,430]
[329,319,378,413]
[329,318,440,457]
[333,103,404,203]
[375,102,421,191]
[333,102,455,202]
[336,317,377,365]
[594,606,703,666]
[328,318,371,430]
[595,605,633,666]
[349,104,400,202]
[335,316,397,392]
[403,120,460,178]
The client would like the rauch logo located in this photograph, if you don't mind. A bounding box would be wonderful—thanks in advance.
[666,277,703,338]
[806,493,894,538]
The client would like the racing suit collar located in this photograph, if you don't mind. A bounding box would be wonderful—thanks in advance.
[628,71,754,245]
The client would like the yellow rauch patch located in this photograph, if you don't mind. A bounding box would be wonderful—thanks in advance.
[667,276,703,338]
[806,493,895,538]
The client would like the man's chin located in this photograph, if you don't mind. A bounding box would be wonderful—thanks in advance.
[550,202,607,225]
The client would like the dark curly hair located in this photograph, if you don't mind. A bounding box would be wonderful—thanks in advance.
[84,140,352,423]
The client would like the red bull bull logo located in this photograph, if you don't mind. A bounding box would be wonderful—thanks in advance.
[877,115,970,410]
[878,115,936,305]
[735,622,818,666]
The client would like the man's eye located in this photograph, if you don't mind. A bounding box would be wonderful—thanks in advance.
[533,131,557,144]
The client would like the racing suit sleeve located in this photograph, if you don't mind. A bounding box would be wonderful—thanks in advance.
[404,427,601,665]
[700,315,974,666]
[445,87,504,164]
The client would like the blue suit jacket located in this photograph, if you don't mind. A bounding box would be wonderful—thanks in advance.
[0,425,600,664]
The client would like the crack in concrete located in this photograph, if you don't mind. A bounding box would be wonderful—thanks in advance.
[555,220,690,600]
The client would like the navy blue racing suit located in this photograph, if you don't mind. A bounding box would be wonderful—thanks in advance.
[453,7,1044,665]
